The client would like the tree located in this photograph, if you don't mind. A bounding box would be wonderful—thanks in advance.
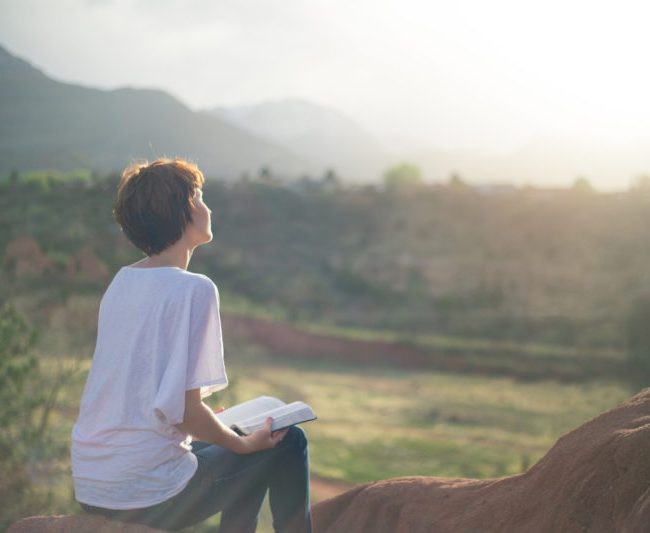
[383,163,423,191]
[9,169,19,187]
[321,168,341,192]
[448,172,469,190]
[258,166,273,182]
[572,176,594,194]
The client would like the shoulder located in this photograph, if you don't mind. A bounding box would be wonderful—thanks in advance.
[182,272,220,304]
[191,272,219,294]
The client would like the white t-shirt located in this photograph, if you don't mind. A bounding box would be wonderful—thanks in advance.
[70,265,228,510]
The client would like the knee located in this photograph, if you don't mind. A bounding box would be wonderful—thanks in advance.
[282,425,308,452]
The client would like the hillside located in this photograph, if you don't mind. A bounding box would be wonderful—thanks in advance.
[2,173,650,352]
[0,44,311,177]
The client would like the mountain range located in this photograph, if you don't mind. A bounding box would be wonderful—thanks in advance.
[0,44,312,178]
[0,43,398,181]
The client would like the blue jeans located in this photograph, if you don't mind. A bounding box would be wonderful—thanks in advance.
[79,426,312,532]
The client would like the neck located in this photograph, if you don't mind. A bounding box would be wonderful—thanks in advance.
[138,242,195,270]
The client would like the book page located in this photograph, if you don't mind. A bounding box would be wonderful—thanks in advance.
[234,401,316,435]
[215,396,286,428]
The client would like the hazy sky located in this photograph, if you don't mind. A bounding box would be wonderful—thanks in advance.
[2,0,650,154]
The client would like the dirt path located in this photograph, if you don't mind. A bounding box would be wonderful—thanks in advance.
[222,314,620,381]
[224,314,476,370]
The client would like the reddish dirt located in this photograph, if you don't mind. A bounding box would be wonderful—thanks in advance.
[310,387,650,533]
[223,314,438,368]
[5,477,353,533]
[8,515,160,533]
[222,314,618,380]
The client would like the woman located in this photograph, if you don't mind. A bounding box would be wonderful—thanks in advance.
[70,158,312,532]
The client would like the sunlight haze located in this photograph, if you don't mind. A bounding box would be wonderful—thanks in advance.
[2,0,650,188]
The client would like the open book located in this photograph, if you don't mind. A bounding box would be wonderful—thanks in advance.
[215,396,317,436]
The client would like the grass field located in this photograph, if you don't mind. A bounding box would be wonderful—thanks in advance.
[225,352,632,482]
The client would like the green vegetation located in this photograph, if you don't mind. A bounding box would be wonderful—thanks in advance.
[4,170,650,356]
[0,169,95,191]
[0,303,44,529]
[383,162,423,190]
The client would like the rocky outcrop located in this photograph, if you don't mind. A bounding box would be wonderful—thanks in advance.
[312,387,650,532]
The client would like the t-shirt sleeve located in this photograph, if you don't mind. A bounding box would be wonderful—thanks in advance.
[152,278,228,426]
[186,279,228,397]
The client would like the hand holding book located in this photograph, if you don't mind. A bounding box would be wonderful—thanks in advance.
[215,396,317,436]
[237,416,289,454]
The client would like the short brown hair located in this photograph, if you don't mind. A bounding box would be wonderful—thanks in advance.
[113,158,205,256]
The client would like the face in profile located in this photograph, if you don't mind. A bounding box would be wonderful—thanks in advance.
[187,187,213,247]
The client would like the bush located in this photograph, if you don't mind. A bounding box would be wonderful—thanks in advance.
[0,302,46,528]
[383,163,423,191]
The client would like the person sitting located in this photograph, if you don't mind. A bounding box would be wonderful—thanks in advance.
[70,158,312,532]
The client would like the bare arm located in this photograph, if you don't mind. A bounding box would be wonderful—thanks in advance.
[173,389,287,454]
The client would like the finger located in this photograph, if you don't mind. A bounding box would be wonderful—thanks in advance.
[264,417,274,433]
[214,406,226,413]
[271,427,288,438]
[272,428,289,442]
